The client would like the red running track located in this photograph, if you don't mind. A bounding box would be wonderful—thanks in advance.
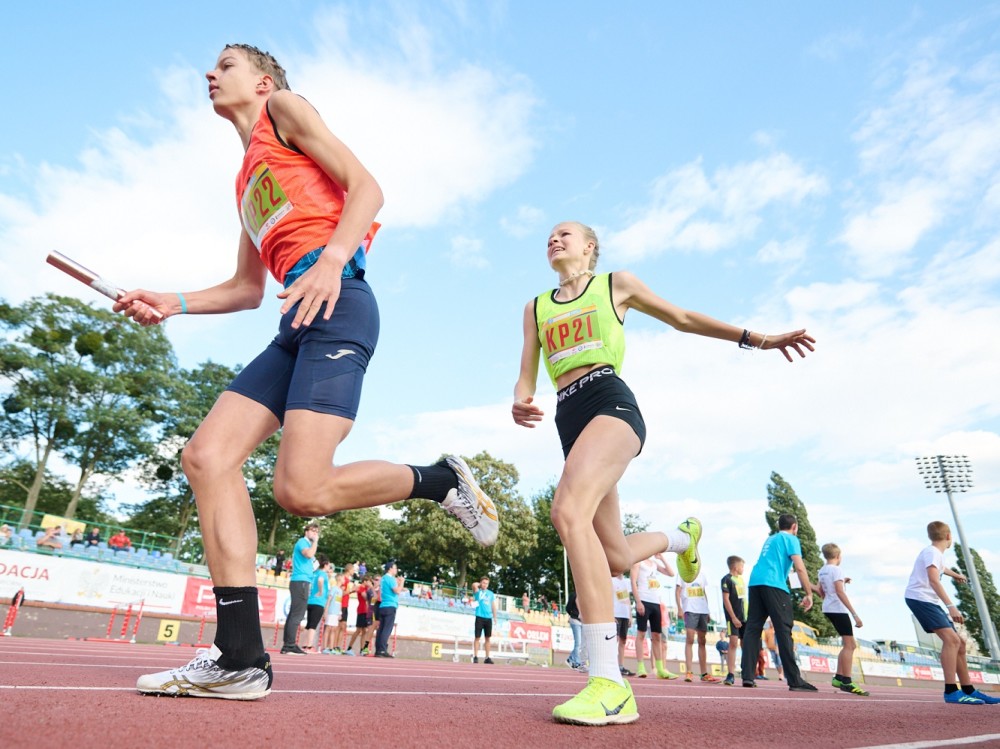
[1,638,999,749]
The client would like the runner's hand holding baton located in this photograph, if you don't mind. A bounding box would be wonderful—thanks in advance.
[46,251,165,324]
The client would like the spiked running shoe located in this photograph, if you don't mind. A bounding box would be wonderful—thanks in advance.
[657,668,679,680]
[442,455,499,547]
[552,677,639,726]
[676,517,702,583]
[636,662,647,678]
[136,645,272,700]
[944,691,984,705]
[701,673,722,683]
[723,674,735,686]
[968,689,1000,705]
[838,682,870,696]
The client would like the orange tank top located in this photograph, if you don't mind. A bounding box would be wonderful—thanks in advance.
[235,101,380,283]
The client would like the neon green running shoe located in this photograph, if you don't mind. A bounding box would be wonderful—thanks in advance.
[838,682,870,696]
[635,662,647,678]
[676,517,702,583]
[831,677,844,688]
[656,668,679,680]
[552,677,639,726]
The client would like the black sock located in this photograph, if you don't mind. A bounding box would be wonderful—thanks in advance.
[944,683,959,694]
[962,684,976,695]
[835,673,851,683]
[213,586,266,669]
[406,461,458,502]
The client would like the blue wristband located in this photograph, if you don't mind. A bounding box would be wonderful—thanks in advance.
[177,293,187,314]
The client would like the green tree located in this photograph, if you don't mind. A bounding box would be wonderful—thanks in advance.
[0,295,173,525]
[493,484,557,604]
[318,508,395,572]
[764,471,832,638]
[953,544,1000,656]
[126,362,238,559]
[393,452,537,590]
[0,459,113,527]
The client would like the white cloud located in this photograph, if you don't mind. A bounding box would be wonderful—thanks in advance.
[756,237,807,264]
[448,235,489,269]
[0,11,538,305]
[603,154,827,263]
[500,205,547,239]
[843,27,1000,277]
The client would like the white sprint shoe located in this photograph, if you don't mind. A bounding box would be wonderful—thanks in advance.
[442,455,499,546]
[136,645,272,700]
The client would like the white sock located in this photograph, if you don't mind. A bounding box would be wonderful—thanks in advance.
[583,622,624,684]
[665,528,690,554]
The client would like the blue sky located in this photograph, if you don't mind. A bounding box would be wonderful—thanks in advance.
[3,2,999,645]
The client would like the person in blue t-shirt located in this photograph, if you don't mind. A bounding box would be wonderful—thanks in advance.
[303,554,331,651]
[472,576,498,664]
[282,522,320,655]
[740,514,820,692]
[375,560,404,657]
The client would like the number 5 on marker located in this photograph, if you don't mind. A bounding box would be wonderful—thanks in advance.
[157,620,180,642]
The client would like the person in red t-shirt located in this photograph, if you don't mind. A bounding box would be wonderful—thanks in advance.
[346,578,372,655]
[108,530,132,551]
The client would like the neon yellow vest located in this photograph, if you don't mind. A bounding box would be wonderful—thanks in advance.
[535,273,625,387]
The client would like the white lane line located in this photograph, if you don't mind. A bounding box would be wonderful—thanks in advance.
[850,734,1000,749]
[0,684,943,703]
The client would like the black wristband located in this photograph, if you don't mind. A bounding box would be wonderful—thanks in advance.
[738,329,753,349]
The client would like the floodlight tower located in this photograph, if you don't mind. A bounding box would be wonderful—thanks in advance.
[915,455,1000,662]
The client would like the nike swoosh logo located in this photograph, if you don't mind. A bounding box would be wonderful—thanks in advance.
[604,634,617,640]
[602,697,631,716]
[615,406,631,412]
[326,349,357,360]
[218,599,243,606]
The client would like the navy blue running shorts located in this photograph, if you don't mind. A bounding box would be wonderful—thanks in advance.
[226,277,379,424]
[905,598,954,633]
[554,367,646,458]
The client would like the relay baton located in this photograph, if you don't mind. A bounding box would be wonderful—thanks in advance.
[46,251,163,321]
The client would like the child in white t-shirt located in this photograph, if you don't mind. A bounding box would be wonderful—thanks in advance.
[903,521,996,705]
[612,573,634,676]
[322,573,343,654]
[676,571,719,683]
[818,543,867,696]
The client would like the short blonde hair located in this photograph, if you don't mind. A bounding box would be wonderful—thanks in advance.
[927,521,951,542]
[821,543,840,561]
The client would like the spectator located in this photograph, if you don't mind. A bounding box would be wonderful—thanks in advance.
[522,592,530,612]
[432,576,441,598]
[676,570,719,683]
[84,527,101,547]
[0,524,12,546]
[346,576,373,656]
[70,529,85,547]
[375,561,404,657]
[762,619,783,680]
[272,549,286,577]
[108,530,132,551]
[472,576,497,664]
[282,522,319,655]
[740,513,819,692]
[303,553,331,652]
[566,591,584,670]
[334,563,357,654]
[358,561,367,577]
[322,566,343,654]
[37,527,63,550]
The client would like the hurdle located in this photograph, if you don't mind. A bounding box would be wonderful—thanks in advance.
[2,588,25,636]
[84,599,145,643]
